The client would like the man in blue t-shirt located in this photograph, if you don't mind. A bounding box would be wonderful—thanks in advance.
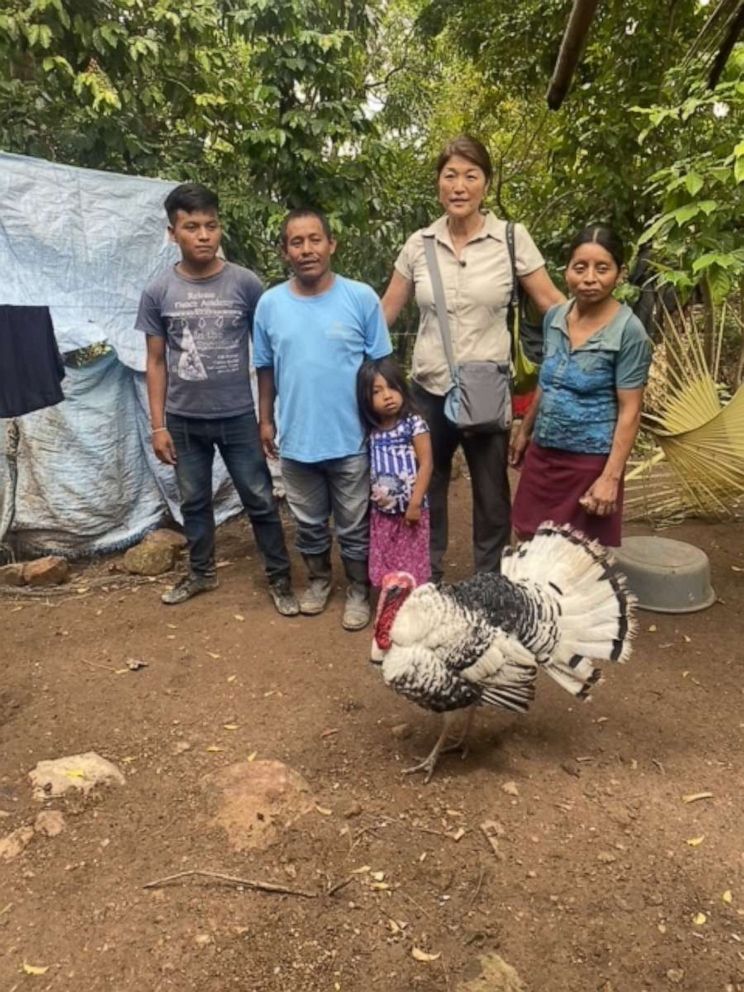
[136,182,298,616]
[254,208,391,631]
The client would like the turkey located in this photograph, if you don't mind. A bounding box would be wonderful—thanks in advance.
[370,522,636,782]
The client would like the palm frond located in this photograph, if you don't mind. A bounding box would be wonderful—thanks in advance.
[626,300,744,523]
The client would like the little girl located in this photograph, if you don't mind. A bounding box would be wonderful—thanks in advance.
[357,357,433,586]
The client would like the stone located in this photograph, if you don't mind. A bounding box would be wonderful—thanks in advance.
[22,556,69,586]
[29,752,125,800]
[202,759,315,852]
[34,810,65,837]
[122,542,176,576]
[343,801,363,819]
[0,563,24,587]
[143,528,188,551]
[0,825,34,862]
[666,969,684,984]
[456,952,526,992]
[391,723,412,740]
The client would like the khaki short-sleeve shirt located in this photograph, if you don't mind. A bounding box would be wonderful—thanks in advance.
[394,212,545,395]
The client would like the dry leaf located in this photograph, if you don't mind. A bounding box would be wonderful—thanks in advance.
[683,634,691,643]
[223,724,239,731]
[412,947,441,963]
[371,871,385,882]
[227,675,237,683]
[321,728,339,738]
[64,769,86,779]
[501,781,519,797]
[723,890,733,904]
[687,836,705,847]
[731,565,742,572]
[351,865,371,874]
[23,962,50,975]
[206,651,221,659]
[692,912,707,925]
[682,792,713,804]
[247,751,257,762]
[206,746,224,753]
[315,805,332,816]
[448,827,466,842]
[166,623,178,629]
[234,614,245,621]
[648,624,657,632]
[371,881,390,890]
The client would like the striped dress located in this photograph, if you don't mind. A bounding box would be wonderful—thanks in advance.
[368,413,431,587]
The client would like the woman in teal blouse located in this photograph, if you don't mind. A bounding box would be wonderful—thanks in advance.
[510,225,652,546]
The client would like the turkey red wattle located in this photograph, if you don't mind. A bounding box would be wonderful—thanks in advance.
[372,572,416,651]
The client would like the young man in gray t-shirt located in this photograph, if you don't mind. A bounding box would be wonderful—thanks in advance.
[136,182,298,615]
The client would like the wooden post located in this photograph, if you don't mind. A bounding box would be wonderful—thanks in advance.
[546,0,602,110]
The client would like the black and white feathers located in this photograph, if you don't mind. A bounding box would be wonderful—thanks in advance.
[371,523,636,716]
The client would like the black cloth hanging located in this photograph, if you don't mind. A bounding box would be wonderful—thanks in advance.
[0,305,65,417]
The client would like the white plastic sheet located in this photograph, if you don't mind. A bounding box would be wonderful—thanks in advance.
[0,153,245,556]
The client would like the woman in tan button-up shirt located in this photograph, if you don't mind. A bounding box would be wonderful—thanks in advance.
[382,135,564,583]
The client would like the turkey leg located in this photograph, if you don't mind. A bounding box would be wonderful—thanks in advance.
[403,708,475,784]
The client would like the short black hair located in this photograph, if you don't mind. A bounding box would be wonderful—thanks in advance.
[279,207,333,248]
[568,224,625,269]
[356,356,418,432]
[164,183,220,225]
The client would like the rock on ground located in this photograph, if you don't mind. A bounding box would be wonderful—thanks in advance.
[202,759,315,852]
[29,752,125,800]
[143,528,188,550]
[456,953,527,992]
[34,809,66,837]
[0,563,25,586]
[123,542,176,576]
[22,556,69,586]
[0,825,35,861]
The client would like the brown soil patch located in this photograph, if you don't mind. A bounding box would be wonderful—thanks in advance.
[1,478,744,991]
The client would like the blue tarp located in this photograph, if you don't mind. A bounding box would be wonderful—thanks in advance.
[0,153,244,556]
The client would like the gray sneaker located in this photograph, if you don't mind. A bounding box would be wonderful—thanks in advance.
[161,574,218,605]
[269,576,300,617]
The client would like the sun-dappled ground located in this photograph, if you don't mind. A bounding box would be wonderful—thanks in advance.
[2,478,744,992]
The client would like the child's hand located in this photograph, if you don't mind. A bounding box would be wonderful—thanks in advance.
[404,503,421,526]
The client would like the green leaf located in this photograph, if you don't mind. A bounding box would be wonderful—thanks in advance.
[671,203,700,225]
[684,173,703,196]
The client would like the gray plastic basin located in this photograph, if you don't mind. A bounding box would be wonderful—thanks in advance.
[613,536,717,614]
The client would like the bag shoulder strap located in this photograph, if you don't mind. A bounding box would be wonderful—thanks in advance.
[422,235,456,375]
[505,220,519,359]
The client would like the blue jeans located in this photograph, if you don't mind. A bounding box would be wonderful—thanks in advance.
[167,411,291,581]
[280,453,369,561]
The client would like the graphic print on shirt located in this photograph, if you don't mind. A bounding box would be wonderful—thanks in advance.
[370,414,429,516]
[175,320,208,381]
[166,288,244,382]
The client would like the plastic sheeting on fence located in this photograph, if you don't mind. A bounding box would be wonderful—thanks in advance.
[0,153,244,556]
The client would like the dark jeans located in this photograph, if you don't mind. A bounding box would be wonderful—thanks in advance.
[167,411,291,581]
[411,383,511,582]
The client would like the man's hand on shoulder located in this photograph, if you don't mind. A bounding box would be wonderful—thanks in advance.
[152,428,177,465]
[259,421,278,460]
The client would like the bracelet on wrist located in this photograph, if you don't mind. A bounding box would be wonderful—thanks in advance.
[151,426,168,434]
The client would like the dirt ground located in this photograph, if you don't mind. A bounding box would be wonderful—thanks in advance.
[2,477,744,992]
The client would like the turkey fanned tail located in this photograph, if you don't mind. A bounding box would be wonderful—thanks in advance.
[500,522,637,698]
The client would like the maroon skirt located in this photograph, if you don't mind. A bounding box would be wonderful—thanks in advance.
[512,443,624,547]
